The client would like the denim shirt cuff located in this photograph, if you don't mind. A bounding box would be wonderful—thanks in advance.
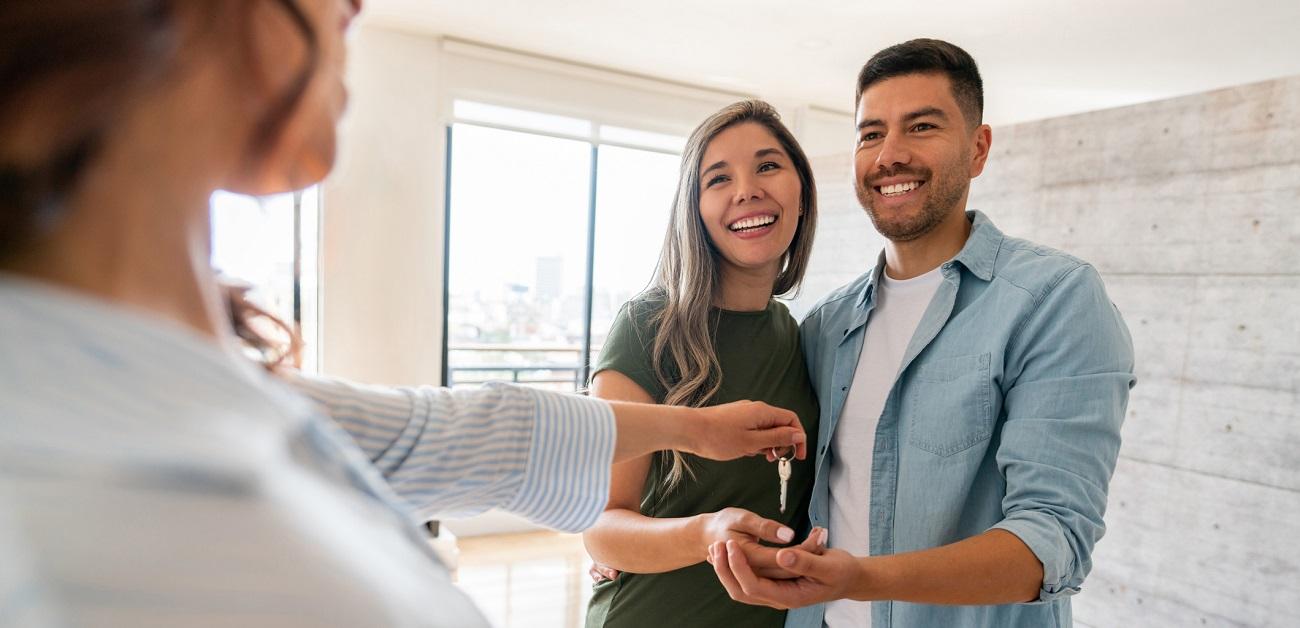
[991,516,1082,603]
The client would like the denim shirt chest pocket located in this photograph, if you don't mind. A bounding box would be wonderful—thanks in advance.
[904,352,994,456]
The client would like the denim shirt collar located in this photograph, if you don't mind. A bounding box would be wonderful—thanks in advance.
[854,209,1003,310]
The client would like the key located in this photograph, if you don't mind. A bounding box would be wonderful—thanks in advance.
[777,454,792,514]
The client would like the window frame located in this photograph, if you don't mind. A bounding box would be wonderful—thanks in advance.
[440,102,682,390]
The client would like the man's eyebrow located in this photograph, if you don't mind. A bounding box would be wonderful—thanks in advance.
[856,118,883,131]
[856,107,949,130]
[904,107,948,123]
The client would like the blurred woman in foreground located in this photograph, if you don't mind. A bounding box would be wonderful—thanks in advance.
[0,1,805,625]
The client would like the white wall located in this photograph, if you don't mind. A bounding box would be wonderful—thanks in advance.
[321,26,445,385]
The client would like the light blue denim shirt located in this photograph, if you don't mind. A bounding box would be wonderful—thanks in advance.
[786,211,1135,628]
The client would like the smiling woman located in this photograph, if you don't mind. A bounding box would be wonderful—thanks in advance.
[581,100,822,628]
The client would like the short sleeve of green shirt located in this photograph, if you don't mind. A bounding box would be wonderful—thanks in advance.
[592,298,670,401]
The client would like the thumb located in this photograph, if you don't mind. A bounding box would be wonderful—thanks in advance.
[774,547,831,578]
[738,513,796,544]
[747,426,805,455]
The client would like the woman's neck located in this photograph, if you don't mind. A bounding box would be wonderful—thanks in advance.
[4,150,231,346]
[715,262,778,311]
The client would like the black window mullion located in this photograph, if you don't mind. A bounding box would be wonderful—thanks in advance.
[440,124,454,387]
[579,144,599,391]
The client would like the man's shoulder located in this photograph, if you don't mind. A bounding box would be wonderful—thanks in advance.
[800,270,875,328]
[990,232,1095,302]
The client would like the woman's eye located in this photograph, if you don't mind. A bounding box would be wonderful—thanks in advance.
[705,174,728,187]
[757,161,780,172]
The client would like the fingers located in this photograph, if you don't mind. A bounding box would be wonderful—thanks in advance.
[773,546,831,580]
[795,527,828,554]
[732,511,795,544]
[732,540,797,579]
[747,427,806,459]
[589,563,620,583]
[724,540,788,609]
[709,542,748,602]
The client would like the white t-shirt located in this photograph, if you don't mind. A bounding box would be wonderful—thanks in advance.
[824,265,943,628]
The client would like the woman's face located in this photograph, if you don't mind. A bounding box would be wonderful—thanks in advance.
[696,122,803,282]
[225,0,360,194]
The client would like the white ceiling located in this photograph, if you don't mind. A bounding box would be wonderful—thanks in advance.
[362,0,1300,126]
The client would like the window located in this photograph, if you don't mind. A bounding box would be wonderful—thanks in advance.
[209,187,321,372]
[443,101,681,391]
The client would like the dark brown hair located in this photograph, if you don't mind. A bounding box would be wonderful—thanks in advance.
[0,0,319,258]
[855,38,984,128]
[223,280,302,370]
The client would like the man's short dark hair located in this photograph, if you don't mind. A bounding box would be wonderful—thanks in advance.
[855,39,984,127]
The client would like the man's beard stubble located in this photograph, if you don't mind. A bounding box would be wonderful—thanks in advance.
[855,162,968,243]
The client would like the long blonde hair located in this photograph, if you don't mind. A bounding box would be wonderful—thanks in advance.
[649,100,817,488]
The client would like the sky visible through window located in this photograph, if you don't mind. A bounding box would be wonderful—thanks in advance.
[446,122,679,389]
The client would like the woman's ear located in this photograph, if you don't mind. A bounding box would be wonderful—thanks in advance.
[221,0,331,195]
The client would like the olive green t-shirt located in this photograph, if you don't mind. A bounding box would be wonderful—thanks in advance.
[585,295,820,628]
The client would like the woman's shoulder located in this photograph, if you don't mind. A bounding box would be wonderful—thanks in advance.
[765,299,800,331]
[615,290,669,329]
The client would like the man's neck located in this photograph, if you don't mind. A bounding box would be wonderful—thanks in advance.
[883,208,972,280]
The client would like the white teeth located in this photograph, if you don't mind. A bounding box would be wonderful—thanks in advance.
[880,181,921,196]
[728,215,777,231]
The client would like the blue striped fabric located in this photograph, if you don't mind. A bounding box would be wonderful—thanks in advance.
[0,276,613,626]
[284,373,616,532]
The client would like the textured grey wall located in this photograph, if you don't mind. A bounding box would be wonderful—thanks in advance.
[792,75,1300,626]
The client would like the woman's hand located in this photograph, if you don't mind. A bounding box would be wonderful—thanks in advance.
[683,401,807,462]
[706,525,828,580]
[694,507,796,563]
[589,562,620,583]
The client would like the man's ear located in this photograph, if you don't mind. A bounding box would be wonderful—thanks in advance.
[969,124,992,178]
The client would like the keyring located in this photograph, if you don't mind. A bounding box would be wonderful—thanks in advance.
[770,446,792,461]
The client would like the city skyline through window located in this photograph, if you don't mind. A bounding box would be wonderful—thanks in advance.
[444,110,680,391]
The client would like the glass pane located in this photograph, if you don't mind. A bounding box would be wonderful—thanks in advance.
[446,123,592,391]
[590,145,680,362]
[298,186,320,372]
[209,188,320,372]
[454,100,592,138]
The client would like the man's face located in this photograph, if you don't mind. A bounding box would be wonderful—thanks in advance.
[853,73,989,242]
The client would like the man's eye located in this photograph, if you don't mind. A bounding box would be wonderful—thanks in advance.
[860,132,882,142]
[913,123,936,132]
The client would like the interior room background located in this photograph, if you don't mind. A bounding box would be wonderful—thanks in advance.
[210,4,1299,625]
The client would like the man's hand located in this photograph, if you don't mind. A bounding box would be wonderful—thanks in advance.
[684,401,806,462]
[706,526,829,580]
[708,530,868,610]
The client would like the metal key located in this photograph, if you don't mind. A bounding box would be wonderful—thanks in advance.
[777,454,792,513]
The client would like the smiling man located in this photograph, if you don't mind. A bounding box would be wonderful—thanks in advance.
[708,39,1137,628]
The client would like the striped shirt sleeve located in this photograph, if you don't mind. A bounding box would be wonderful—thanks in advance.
[282,372,616,533]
